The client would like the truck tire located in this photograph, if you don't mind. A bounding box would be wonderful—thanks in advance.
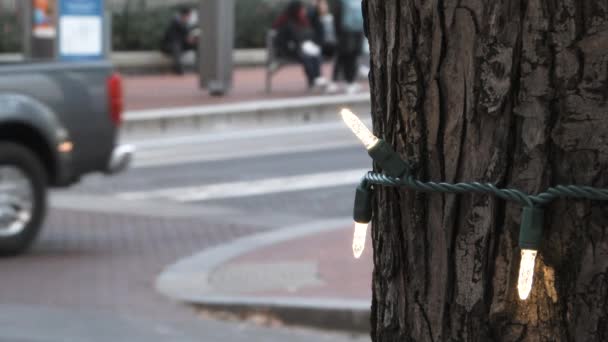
[0,142,47,256]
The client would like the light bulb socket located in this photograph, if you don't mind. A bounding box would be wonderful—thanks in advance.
[368,139,410,178]
[354,181,373,224]
[519,207,544,250]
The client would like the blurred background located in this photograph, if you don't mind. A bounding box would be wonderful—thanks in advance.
[0,0,373,341]
[2,0,362,57]
[1,0,286,52]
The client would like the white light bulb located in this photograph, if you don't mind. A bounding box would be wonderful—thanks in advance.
[352,222,369,259]
[517,249,537,300]
[340,108,379,150]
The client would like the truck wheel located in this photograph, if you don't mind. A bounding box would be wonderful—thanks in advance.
[0,143,47,257]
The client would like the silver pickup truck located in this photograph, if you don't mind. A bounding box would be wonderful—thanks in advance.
[0,61,133,256]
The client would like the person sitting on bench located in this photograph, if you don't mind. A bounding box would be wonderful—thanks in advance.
[160,6,198,75]
[273,1,327,90]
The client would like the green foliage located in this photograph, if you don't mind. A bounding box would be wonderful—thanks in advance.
[112,0,198,51]
[234,0,286,49]
[112,0,290,51]
[0,13,22,53]
[0,0,292,53]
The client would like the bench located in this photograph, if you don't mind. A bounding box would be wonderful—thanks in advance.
[265,29,300,94]
[265,29,372,93]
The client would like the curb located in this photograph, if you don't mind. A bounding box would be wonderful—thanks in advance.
[123,94,371,138]
[156,218,371,333]
[0,50,268,72]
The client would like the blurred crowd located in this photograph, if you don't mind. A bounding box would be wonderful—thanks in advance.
[272,0,367,94]
[159,0,367,94]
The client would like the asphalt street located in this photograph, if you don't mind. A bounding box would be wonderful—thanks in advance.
[0,122,372,341]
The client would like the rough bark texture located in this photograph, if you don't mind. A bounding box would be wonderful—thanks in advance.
[364,1,608,341]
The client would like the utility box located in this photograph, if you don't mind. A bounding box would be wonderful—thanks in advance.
[198,0,235,96]
[23,0,57,59]
[22,0,108,61]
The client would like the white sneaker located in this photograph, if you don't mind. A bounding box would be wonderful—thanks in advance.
[358,65,370,79]
[325,82,340,94]
[345,83,362,95]
[313,77,328,88]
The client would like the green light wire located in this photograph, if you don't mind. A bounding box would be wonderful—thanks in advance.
[354,138,607,251]
[362,171,608,208]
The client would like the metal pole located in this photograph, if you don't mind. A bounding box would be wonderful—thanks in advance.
[104,9,112,58]
[198,0,235,96]
[21,0,33,58]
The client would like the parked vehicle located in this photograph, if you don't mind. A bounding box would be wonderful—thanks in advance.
[0,60,133,256]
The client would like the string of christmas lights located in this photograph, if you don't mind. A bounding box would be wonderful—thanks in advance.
[341,108,608,300]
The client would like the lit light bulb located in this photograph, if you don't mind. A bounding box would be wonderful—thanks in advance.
[352,222,369,258]
[517,249,537,300]
[341,108,379,150]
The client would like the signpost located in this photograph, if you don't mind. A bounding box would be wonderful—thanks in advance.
[57,0,105,61]
[23,0,107,61]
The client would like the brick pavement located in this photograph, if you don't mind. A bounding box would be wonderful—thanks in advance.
[156,221,373,331]
[0,208,266,321]
[211,226,373,301]
[125,64,369,110]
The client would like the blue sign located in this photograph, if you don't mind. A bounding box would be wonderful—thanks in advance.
[58,0,105,61]
[60,0,103,15]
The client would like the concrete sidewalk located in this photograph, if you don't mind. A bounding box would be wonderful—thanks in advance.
[124,64,369,110]
[156,219,373,332]
[122,65,371,137]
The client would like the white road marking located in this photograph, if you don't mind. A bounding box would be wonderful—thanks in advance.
[124,120,371,168]
[125,93,370,121]
[132,140,359,168]
[118,169,367,202]
[129,121,361,148]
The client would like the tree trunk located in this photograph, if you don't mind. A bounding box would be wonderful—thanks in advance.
[364,1,608,341]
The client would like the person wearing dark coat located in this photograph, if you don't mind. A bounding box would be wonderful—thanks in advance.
[273,1,327,89]
[308,0,337,58]
[160,7,197,75]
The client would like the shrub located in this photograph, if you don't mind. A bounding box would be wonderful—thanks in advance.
[111,1,195,51]
[234,0,286,49]
[112,0,290,51]
[0,0,292,53]
[0,13,22,53]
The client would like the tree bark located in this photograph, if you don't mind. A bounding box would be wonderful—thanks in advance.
[364,1,608,341]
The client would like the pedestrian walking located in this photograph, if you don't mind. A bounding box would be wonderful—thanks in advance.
[328,0,365,94]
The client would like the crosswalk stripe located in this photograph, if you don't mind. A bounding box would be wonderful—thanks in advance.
[117,169,368,202]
